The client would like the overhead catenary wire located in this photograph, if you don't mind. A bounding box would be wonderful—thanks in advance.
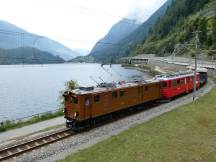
[0,29,124,64]
[0,0,157,66]
[2,25,208,66]
[0,24,152,66]
[0,29,123,46]
[36,0,141,25]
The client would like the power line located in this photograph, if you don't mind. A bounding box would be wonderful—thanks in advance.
[36,0,140,25]
[0,28,124,63]
[47,0,135,21]
[0,25,156,64]
[0,28,123,46]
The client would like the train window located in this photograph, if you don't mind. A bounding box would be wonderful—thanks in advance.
[177,79,180,85]
[71,96,78,104]
[94,95,100,102]
[65,96,70,102]
[112,92,118,98]
[84,97,90,107]
[180,79,185,84]
[172,80,177,86]
[162,82,167,88]
[145,86,148,91]
[120,91,125,97]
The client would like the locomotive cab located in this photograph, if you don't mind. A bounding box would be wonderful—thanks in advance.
[63,80,161,130]
[63,91,92,128]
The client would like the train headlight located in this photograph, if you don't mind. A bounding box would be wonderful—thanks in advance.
[73,112,79,118]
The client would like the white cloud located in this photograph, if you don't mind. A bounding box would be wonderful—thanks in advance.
[0,0,166,50]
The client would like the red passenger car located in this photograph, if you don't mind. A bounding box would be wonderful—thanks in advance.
[158,72,200,99]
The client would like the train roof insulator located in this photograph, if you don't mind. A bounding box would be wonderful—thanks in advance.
[97,82,116,88]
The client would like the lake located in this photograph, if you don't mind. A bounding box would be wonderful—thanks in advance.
[0,63,150,122]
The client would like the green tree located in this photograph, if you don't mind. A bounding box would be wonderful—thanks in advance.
[59,80,78,108]
[199,17,208,44]
[212,10,216,48]
[65,80,78,91]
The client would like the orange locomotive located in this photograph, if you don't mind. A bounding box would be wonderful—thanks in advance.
[63,71,204,130]
[63,79,161,129]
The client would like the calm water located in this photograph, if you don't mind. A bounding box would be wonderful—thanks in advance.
[0,63,150,122]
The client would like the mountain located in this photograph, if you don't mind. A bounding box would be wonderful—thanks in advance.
[89,18,140,62]
[0,20,80,61]
[134,0,214,58]
[119,0,173,56]
[89,0,172,62]
[0,47,64,65]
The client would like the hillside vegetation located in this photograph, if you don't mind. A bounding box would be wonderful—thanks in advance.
[134,0,216,59]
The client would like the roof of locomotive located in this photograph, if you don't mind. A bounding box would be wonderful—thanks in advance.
[70,78,160,95]
[155,71,198,81]
[67,71,201,95]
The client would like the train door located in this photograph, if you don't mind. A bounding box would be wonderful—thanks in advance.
[185,77,187,92]
[103,94,109,113]
[138,86,143,103]
[83,95,92,120]
[186,77,191,93]
[143,85,149,101]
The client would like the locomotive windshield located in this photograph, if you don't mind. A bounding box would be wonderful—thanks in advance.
[71,96,78,104]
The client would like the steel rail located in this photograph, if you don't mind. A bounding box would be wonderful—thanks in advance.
[0,129,74,161]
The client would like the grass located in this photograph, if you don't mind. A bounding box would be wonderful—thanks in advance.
[59,82,216,162]
[0,109,64,132]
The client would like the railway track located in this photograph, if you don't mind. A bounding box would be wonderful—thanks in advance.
[0,86,205,161]
[0,129,74,161]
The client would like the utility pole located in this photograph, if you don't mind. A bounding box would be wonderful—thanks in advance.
[193,31,201,101]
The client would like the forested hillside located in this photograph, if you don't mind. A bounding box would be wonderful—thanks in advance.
[134,0,216,58]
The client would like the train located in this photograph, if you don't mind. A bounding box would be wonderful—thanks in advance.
[63,70,207,130]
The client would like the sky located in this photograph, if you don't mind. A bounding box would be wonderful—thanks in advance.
[0,0,166,51]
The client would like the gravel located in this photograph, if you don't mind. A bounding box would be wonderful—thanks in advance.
[7,79,214,162]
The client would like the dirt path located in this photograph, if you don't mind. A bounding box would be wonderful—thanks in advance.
[0,116,64,146]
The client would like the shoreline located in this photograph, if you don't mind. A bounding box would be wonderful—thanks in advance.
[121,63,164,76]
